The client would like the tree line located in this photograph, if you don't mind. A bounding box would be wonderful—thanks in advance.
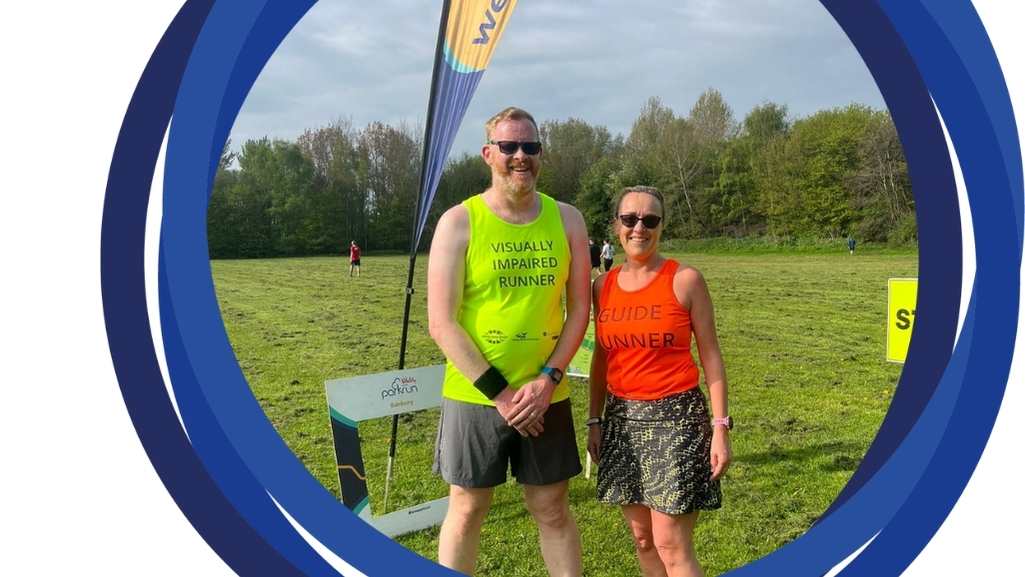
[208,89,914,258]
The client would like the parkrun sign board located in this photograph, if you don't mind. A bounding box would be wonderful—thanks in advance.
[325,365,446,537]
[567,322,595,378]
[887,278,918,363]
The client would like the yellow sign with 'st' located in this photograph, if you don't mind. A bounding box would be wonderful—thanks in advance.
[887,278,918,363]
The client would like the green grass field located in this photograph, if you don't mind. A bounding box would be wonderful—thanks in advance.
[211,249,915,576]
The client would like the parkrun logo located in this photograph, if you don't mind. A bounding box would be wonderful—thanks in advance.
[381,376,419,400]
[472,0,510,45]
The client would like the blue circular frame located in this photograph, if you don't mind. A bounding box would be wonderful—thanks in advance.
[101,1,1022,575]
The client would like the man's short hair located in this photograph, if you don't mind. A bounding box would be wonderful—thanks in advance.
[484,107,539,141]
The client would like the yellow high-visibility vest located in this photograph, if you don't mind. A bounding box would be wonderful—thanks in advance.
[443,192,572,405]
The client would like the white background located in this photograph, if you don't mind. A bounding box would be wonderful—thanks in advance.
[1,1,1020,575]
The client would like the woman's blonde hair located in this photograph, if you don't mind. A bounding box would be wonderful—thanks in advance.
[611,185,665,218]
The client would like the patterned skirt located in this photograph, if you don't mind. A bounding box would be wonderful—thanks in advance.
[597,388,722,515]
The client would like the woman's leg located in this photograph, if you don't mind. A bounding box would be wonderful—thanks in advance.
[650,510,702,577]
[621,504,669,577]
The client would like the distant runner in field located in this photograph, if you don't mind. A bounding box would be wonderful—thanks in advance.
[600,239,614,272]
[847,235,857,255]
[349,240,361,277]
[588,185,731,577]
[428,107,590,577]
[589,238,602,274]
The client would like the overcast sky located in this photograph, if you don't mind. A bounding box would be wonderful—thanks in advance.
[230,0,887,158]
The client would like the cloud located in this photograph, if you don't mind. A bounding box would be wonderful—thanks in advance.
[230,0,885,156]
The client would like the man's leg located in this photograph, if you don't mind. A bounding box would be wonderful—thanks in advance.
[523,481,582,577]
[438,485,494,575]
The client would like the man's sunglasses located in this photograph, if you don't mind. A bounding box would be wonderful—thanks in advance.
[618,213,662,229]
[489,140,542,155]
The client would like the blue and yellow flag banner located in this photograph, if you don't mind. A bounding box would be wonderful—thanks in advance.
[413,0,518,250]
[442,0,517,73]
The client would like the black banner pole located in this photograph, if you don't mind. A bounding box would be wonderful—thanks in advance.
[383,0,452,514]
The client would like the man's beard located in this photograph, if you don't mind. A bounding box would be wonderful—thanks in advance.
[496,170,535,196]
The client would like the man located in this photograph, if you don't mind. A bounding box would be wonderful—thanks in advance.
[600,239,614,272]
[588,238,601,275]
[427,107,590,577]
[349,240,361,277]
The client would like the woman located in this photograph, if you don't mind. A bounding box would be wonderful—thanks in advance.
[588,186,731,577]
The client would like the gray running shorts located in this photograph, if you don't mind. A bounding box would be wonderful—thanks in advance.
[433,398,582,488]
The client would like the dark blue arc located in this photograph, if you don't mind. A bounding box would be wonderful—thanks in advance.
[834,0,1021,572]
[100,0,1022,575]
[912,2,1023,248]
[816,0,960,519]
[99,0,307,574]
[158,0,459,574]
[156,1,370,575]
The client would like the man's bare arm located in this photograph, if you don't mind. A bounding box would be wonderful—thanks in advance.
[427,206,488,379]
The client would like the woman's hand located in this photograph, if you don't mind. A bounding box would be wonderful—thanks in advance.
[587,423,602,462]
[710,427,732,481]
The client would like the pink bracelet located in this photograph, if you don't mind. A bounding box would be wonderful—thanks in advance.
[712,416,733,430]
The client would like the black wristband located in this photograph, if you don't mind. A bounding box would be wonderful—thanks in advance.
[473,366,508,400]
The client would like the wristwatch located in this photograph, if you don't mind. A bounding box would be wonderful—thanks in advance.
[585,416,603,427]
[712,416,734,430]
[541,365,564,385]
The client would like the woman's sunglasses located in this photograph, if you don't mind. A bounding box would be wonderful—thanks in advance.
[489,140,542,155]
[618,213,662,229]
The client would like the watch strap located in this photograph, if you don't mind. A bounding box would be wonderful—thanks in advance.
[541,365,564,384]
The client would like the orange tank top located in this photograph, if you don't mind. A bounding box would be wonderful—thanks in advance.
[596,259,699,400]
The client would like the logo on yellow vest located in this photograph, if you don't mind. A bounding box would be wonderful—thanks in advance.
[483,329,506,345]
